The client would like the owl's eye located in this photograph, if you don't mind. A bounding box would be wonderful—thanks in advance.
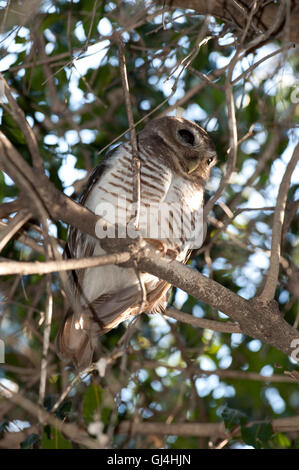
[178,129,195,146]
[207,156,214,165]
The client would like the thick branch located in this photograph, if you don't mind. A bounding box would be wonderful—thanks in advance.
[0,131,98,239]
[136,249,299,357]
[0,200,22,218]
[160,0,299,43]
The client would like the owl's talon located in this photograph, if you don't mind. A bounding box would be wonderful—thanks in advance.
[166,248,179,260]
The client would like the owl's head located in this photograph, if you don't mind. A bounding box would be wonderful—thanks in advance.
[139,116,217,183]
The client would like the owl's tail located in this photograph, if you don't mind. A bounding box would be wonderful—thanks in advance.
[55,309,100,370]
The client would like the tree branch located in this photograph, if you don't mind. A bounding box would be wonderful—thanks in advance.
[0,209,32,252]
[0,199,22,218]
[118,36,141,230]
[118,415,299,438]
[0,252,131,276]
[0,131,99,238]
[136,248,299,357]
[0,383,99,449]
[1,74,44,171]
[260,143,299,300]
[164,307,241,333]
[136,359,296,383]
[160,0,299,43]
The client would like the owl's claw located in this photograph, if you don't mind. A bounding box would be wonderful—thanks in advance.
[165,248,179,260]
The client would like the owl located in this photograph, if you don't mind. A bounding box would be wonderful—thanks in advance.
[55,116,216,369]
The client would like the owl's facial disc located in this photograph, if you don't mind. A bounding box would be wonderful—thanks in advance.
[140,116,216,179]
[175,124,216,176]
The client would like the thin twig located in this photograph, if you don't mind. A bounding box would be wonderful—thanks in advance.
[231,43,294,86]
[204,73,238,216]
[0,209,32,252]
[241,0,258,44]
[135,359,296,383]
[0,382,99,448]
[0,74,44,171]
[38,278,53,412]
[0,0,11,35]
[164,307,241,333]
[260,143,299,300]
[84,0,99,51]
[97,94,174,158]
[117,36,141,231]
[0,251,131,276]
[0,200,22,218]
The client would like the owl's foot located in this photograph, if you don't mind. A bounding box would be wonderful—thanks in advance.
[165,247,180,260]
[144,239,179,260]
[145,238,168,255]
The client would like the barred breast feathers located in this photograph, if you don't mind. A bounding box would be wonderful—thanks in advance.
[68,135,206,302]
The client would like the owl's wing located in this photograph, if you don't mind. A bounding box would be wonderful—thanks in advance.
[66,147,118,254]
[64,146,120,294]
[90,285,142,331]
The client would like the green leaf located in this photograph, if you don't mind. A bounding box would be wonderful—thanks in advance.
[41,426,72,449]
[272,432,291,449]
[220,404,248,430]
[241,422,274,449]
[83,384,102,425]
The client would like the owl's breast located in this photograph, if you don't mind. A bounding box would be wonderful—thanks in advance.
[85,145,204,253]
[85,144,172,231]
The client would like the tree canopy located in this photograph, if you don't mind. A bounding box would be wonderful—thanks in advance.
[0,0,298,450]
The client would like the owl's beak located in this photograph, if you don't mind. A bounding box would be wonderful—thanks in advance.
[187,157,201,174]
